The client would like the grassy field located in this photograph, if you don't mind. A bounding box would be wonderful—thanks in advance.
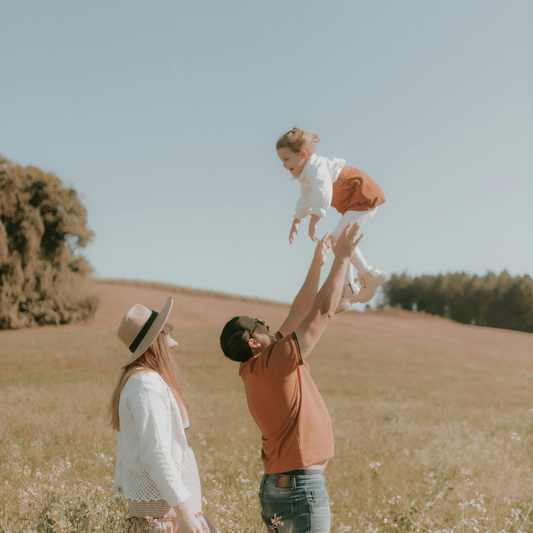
[2,280,533,532]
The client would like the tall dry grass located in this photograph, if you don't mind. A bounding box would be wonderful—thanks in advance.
[1,319,533,532]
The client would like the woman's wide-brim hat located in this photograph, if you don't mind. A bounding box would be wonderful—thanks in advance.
[117,297,173,368]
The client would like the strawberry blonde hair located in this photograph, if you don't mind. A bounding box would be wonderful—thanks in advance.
[276,127,321,154]
[109,331,189,431]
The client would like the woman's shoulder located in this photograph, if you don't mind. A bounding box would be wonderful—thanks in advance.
[123,371,167,395]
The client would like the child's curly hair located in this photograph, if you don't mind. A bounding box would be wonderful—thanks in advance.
[276,127,320,154]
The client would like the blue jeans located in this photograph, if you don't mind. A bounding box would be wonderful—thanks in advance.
[258,471,331,532]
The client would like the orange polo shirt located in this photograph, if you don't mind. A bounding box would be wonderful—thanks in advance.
[239,331,334,474]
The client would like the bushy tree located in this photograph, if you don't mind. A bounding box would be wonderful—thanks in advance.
[0,157,98,329]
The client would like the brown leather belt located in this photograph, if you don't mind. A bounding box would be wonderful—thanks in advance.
[274,469,323,488]
[274,475,291,488]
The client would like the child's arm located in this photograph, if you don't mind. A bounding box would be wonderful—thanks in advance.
[292,157,333,243]
[308,215,320,243]
[291,215,320,243]
[289,218,300,244]
[306,160,332,242]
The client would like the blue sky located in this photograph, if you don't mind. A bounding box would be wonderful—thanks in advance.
[1,0,532,305]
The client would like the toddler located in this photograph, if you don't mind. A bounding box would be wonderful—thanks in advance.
[277,127,386,312]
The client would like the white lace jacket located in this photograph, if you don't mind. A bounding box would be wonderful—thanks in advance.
[112,371,191,507]
[292,153,346,221]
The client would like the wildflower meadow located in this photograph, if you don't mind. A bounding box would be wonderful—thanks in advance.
[1,281,533,532]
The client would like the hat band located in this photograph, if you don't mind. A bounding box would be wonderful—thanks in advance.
[129,310,158,353]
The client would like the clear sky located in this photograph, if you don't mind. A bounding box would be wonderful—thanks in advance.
[1,0,532,305]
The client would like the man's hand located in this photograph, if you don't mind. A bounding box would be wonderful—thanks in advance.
[308,215,320,242]
[332,222,364,260]
[313,232,332,267]
[289,219,300,244]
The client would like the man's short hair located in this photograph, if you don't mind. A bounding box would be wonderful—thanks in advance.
[220,316,254,362]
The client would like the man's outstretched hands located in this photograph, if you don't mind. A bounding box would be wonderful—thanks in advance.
[331,222,364,260]
[313,232,333,267]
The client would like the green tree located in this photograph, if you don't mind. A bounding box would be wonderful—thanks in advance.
[382,272,416,310]
[382,270,533,333]
[0,157,98,329]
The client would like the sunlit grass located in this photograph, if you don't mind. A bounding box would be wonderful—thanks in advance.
[1,318,533,532]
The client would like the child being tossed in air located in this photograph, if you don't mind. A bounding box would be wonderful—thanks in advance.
[276,127,387,312]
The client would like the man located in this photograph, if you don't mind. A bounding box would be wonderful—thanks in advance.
[220,222,364,532]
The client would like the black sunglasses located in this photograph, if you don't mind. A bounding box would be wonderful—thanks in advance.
[249,318,266,337]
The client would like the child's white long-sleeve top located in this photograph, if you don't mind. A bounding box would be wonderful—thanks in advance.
[292,153,346,221]
[112,371,191,507]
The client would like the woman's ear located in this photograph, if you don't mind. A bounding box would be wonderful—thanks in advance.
[300,149,308,159]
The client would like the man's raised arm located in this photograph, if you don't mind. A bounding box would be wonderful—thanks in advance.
[294,222,363,359]
[278,233,333,337]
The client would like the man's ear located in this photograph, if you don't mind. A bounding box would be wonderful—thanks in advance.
[248,338,260,349]
[248,337,264,352]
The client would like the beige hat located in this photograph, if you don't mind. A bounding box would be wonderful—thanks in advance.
[117,297,173,368]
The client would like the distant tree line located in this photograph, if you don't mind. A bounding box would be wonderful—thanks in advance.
[382,271,533,333]
[0,157,98,329]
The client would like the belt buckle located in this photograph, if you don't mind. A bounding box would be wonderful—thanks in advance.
[274,474,291,488]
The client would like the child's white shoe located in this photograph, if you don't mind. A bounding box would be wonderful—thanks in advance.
[357,267,387,304]
[335,281,360,314]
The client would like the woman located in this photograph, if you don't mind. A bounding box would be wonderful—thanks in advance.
[110,297,217,533]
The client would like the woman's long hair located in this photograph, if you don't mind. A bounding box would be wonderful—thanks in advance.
[109,331,189,431]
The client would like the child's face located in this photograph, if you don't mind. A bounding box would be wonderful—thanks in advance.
[277,147,309,177]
